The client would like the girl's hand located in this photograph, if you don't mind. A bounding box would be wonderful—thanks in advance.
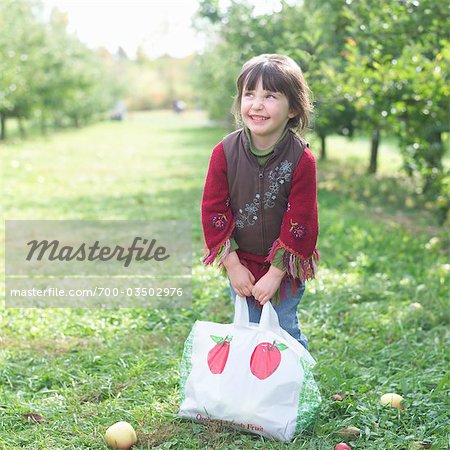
[252,265,285,305]
[223,251,255,297]
[227,264,255,297]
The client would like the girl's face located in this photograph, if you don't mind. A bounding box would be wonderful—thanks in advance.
[240,78,295,150]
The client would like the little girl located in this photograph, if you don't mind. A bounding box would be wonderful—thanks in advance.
[201,54,319,350]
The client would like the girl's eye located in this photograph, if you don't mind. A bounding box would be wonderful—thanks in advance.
[243,92,253,97]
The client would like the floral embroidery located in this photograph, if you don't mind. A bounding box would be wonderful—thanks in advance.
[289,219,306,239]
[264,160,293,208]
[235,160,293,229]
[235,194,260,229]
[211,213,227,229]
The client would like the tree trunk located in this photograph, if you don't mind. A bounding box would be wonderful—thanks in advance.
[320,134,326,160]
[368,128,380,174]
[426,130,443,169]
[18,117,26,138]
[40,117,47,135]
[423,130,443,194]
[0,112,6,140]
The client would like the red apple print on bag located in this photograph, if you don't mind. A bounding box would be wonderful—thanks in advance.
[250,341,288,380]
[207,335,232,374]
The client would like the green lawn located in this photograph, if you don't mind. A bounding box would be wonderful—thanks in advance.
[0,111,448,449]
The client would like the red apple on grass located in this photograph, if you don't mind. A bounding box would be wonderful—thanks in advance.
[335,443,352,450]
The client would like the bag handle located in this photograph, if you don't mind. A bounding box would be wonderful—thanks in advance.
[233,295,249,327]
[234,297,282,332]
[235,299,315,362]
[259,301,282,333]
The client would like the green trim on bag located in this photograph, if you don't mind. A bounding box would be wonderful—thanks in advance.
[295,358,321,434]
[179,322,197,404]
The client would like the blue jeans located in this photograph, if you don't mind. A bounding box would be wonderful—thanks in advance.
[229,278,309,350]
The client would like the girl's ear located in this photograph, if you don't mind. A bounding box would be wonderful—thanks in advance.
[288,109,297,119]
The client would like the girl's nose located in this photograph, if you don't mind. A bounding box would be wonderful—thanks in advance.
[253,97,264,109]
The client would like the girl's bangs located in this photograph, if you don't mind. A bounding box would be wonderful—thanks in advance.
[243,64,289,94]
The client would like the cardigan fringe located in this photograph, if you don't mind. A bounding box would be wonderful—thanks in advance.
[203,239,231,266]
[202,216,236,266]
[266,239,319,282]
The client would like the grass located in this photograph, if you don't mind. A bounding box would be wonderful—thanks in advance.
[0,111,449,449]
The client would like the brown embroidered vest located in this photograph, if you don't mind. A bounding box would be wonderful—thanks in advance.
[222,128,306,256]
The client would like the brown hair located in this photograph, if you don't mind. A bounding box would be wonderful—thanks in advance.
[232,54,313,135]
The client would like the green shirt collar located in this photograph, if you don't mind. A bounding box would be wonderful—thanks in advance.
[244,126,289,156]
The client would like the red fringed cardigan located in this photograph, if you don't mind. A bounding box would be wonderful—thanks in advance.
[201,128,319,285]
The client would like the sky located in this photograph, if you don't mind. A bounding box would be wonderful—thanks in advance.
[42,0,283,59]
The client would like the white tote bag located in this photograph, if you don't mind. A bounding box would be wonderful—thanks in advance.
[178,296,321,441]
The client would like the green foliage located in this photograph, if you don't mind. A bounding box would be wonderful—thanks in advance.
[0,112,448,448]
[192,2,260,126]
[0,2,207,137]
[286,1,357,152]
[192,43,240,125]
[0,0,44,120]
[193,0,449,221]
[339,0,449,220]
[0,0,118,138]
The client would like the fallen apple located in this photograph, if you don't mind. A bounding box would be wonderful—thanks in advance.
[335,443,352,450]
[105,421,137,449]
[410,441,432,449]
[338,426,361,439]
[332,392,348,401]
[380,393,405,410]
[410,302,423,310]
